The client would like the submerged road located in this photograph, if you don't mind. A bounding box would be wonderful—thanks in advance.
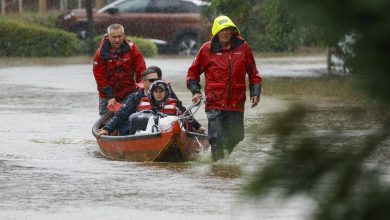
[0,56,323,220]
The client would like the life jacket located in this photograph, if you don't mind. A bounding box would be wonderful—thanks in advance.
[137,97,179,115]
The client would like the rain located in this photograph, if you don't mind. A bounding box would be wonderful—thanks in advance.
[1,0,390,220]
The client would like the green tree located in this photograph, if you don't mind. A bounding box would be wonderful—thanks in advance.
[246,0,390,219]
[85,0,95,54]
[205,0,323,51]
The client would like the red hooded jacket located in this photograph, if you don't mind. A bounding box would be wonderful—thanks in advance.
[186,36,262,112]
[93,36,146,101]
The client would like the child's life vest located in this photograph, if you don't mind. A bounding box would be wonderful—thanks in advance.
[137,97,179,116]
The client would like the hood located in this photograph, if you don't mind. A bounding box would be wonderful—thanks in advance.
[211,15,240,36]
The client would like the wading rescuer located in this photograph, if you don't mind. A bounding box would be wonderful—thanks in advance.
[93,23,146,116]
[186,15,262,161]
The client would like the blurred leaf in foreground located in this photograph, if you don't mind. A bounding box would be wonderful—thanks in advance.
[245,104,390,220]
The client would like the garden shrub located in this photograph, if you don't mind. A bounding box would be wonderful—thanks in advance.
[0,18,79,57]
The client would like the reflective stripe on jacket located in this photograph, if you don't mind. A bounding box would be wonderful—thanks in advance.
[186,35,262,112]
[93,36,146,101]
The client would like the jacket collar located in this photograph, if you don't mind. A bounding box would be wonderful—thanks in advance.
[100,38,131,60]
[210,35,244,53]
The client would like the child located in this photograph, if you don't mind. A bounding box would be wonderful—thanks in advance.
[128,80,180,134]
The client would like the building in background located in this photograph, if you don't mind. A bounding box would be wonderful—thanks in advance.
[1,0,109,15]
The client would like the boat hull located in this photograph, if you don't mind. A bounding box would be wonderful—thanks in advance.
[92,113,209,162]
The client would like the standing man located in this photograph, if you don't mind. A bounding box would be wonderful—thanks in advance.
[186,15,262,161]
[93,23,146,116]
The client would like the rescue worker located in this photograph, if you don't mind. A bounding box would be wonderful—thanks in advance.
[93,23,146,116]
[186,15,262,161]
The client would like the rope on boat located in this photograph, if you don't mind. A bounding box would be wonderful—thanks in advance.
[158,98,203,133]
[178,97,203,121]
[195,136,205,151]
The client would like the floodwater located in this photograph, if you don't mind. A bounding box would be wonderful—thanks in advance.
[0,56,325,220]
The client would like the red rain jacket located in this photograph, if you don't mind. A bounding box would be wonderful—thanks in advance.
[186,36,262,112]
[93,36,146,101]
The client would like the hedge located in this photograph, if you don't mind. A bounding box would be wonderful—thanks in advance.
[0,17,158,57]
[0,18,80,57]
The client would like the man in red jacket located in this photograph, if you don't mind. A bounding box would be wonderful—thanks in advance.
[93,23,146,116]
[186,15,262,161]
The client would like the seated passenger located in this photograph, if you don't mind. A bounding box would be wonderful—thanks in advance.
[128,80,180,134]
[149,65,206,133]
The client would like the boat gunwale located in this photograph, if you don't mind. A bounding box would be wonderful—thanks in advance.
[92,112,208,142]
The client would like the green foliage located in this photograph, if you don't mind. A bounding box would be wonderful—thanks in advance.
[209,0,253,19]
[207,0,314,51]
[253,0,300,51]
[0,18,80,57]
[14,13,60,29]
[245,104,390,220]
[128,37,158,57]
[92,35,158,58]
[284,0,390,103]
[245,1,390,219]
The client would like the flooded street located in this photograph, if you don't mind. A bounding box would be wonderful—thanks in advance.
[0,56,329,219]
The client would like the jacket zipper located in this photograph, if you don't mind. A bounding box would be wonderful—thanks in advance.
[116,58,121,94]
[227,50,232,110]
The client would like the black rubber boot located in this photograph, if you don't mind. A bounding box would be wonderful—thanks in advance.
[211,144,224,161]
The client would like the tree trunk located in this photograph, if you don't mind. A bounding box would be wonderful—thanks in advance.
[60,0,68,10]
[18,0,22,14]
[326,46,332,74]
[85,0,95,54]
[96,0,105,8]
[39,0,46,15]
[2,0,6,15]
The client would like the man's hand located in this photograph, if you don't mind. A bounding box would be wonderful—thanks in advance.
[107,98,117,108]
[97,129,109,139]
[251,96,260,108]
[192,93,202,104]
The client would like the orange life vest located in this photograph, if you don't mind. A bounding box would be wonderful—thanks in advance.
[137,97,179,115]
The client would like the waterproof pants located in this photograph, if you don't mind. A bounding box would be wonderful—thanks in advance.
[206,110,244,161]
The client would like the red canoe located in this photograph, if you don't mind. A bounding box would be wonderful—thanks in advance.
[92,113,210,162]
